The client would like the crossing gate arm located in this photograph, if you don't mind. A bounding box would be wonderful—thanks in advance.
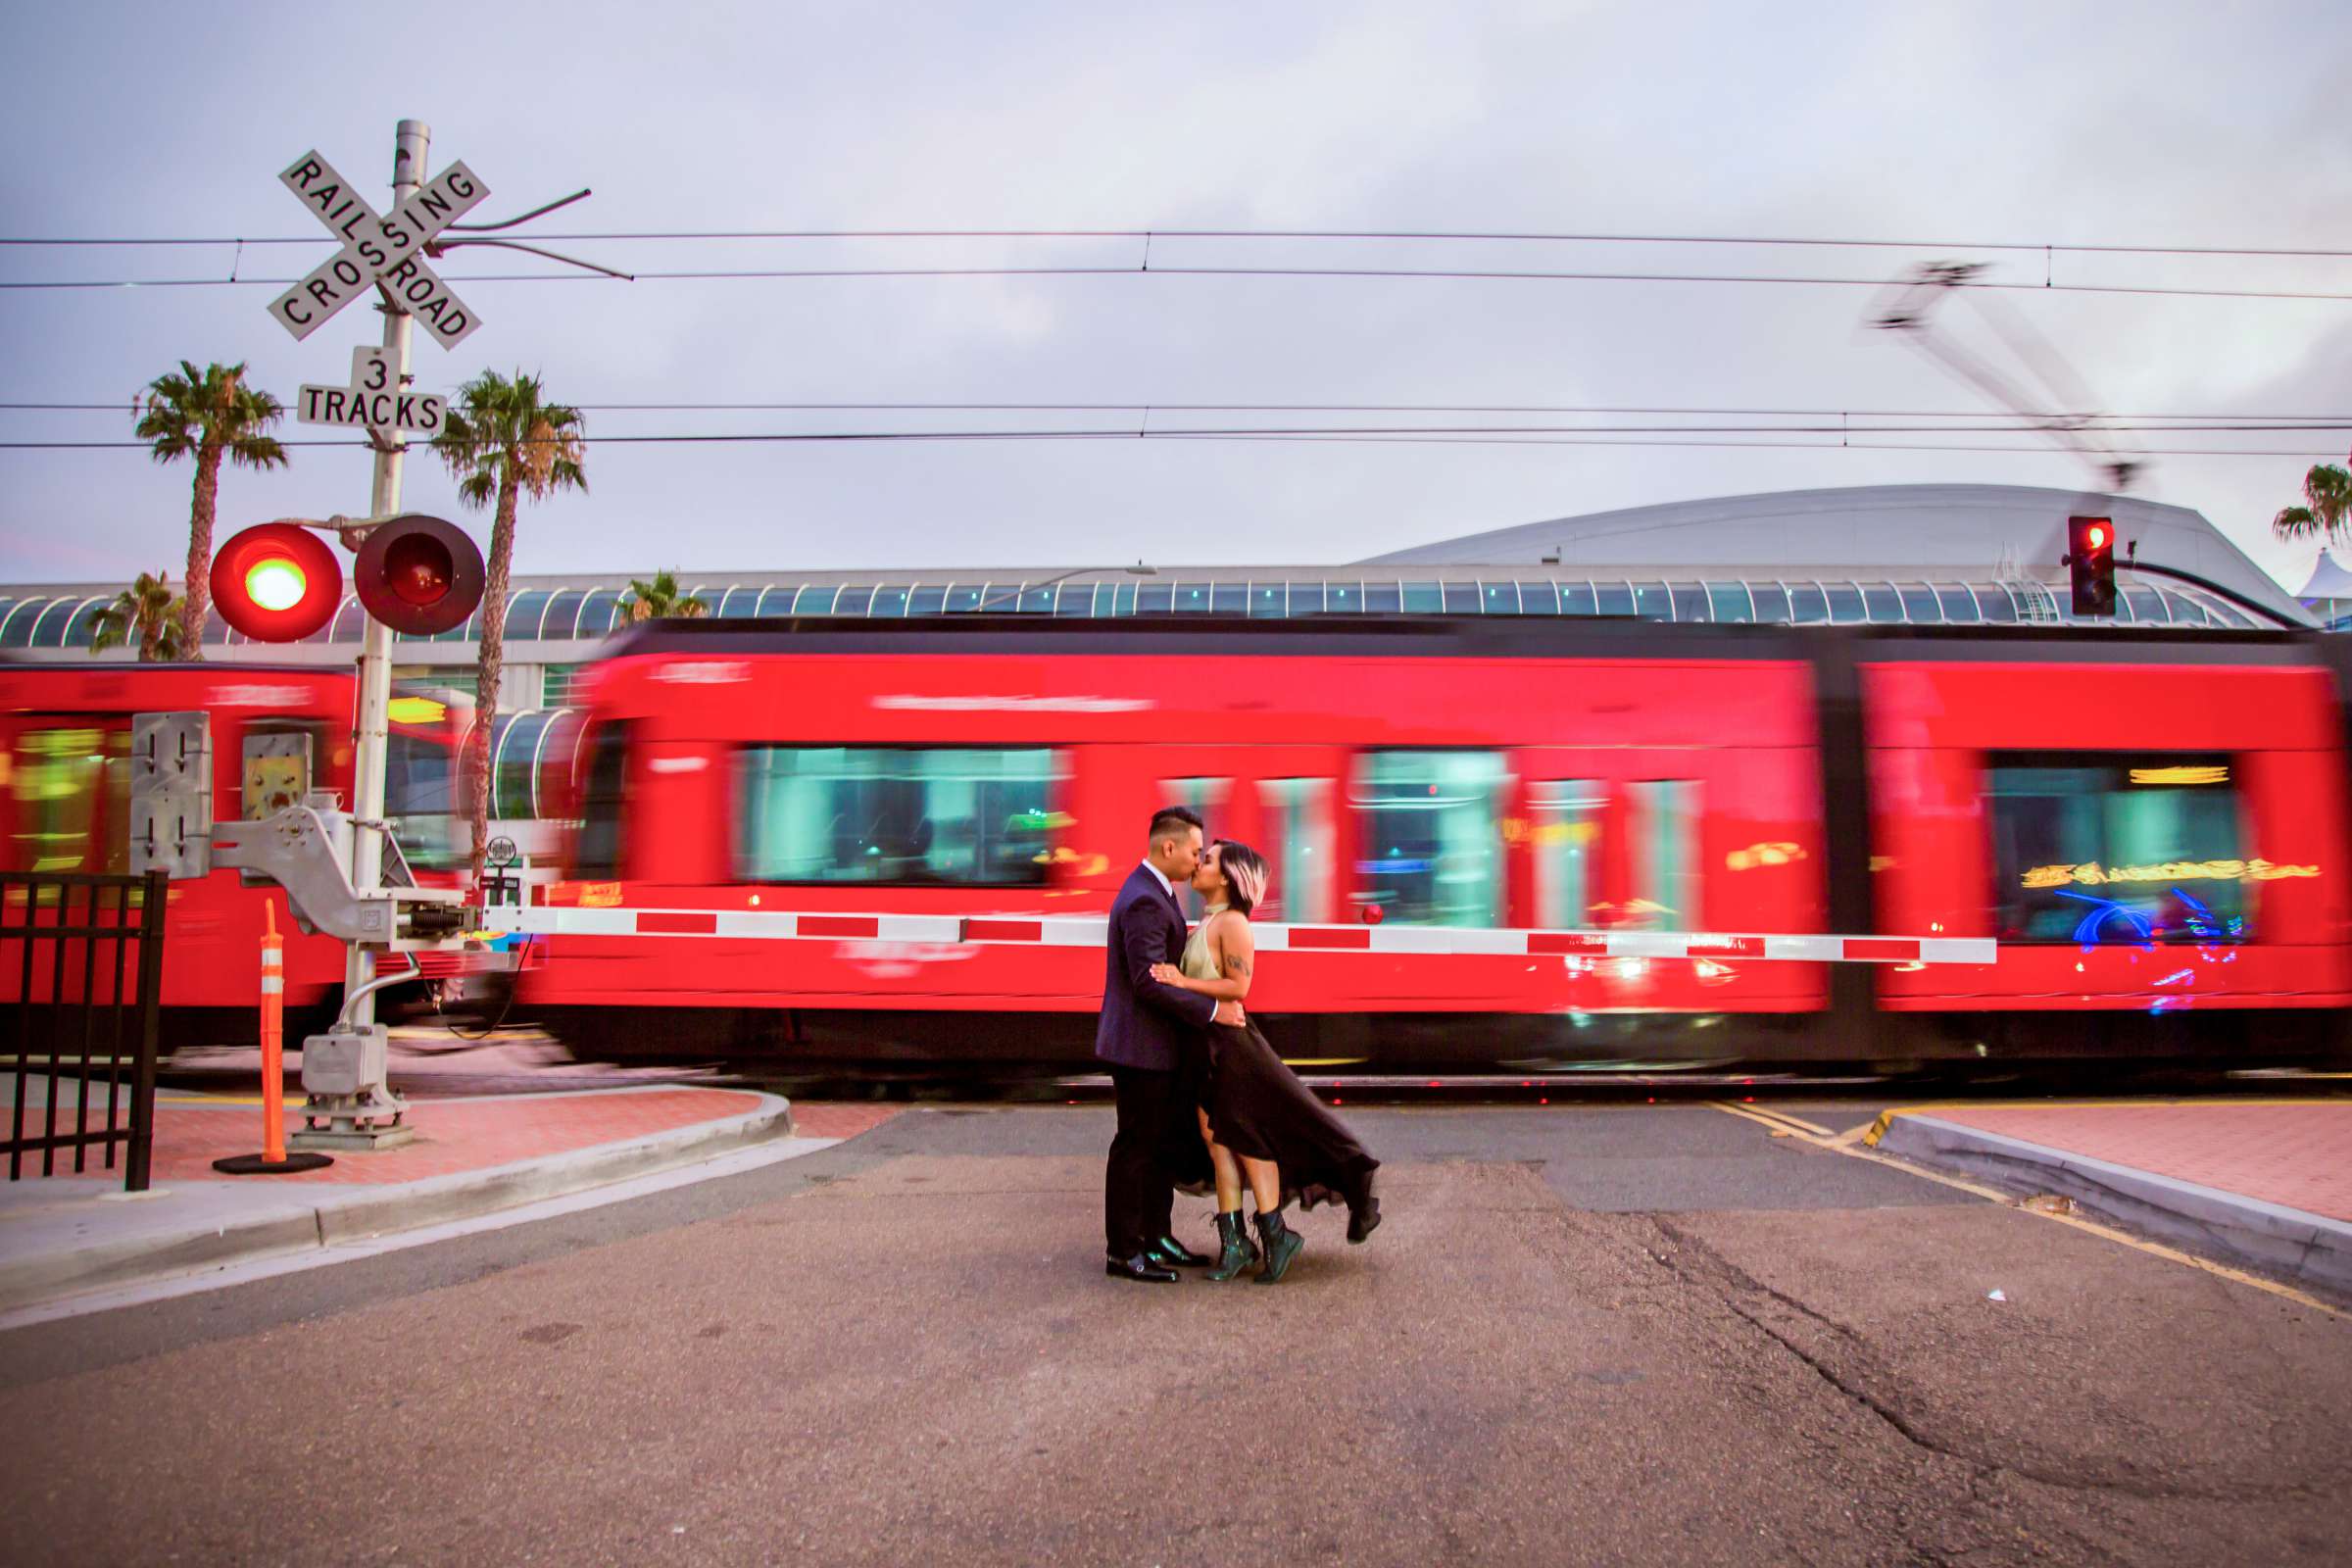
[502,906,1997,964]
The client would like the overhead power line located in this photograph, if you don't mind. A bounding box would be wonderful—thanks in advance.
[3,225,2347,259]
[2,265,2346,302]
[6,399,2348,421]
[0,425,2328,457]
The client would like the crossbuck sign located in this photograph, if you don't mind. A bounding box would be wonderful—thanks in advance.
[268,150,488,349]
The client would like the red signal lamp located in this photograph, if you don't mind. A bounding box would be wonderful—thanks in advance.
[210,523,343,642]
[2066,514,2118,617]
[355,514,486,636]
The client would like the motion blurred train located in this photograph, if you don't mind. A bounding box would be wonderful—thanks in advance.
[0,662,474,1037]
[513,615,2352,1071]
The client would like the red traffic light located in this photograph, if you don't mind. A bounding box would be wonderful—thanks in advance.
[209,523,343,642]
[2067,514,2118,616]
[355,514,485,636]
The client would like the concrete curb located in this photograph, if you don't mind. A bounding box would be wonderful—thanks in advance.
[0,1090,794,1315]
[1875,1111,2352,1296]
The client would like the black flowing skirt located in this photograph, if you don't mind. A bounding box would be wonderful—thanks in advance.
[1204,1021,1380,1215]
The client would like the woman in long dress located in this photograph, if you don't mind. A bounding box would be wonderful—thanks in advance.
[1152,840,1381,1282]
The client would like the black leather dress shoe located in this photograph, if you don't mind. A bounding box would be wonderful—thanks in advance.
[1146,1234,1213,1269]
[1105,1252,1180,1284]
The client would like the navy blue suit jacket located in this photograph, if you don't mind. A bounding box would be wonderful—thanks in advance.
[1094,863,1217,1071]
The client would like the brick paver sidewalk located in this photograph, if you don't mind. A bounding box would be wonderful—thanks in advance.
[1921,1102,2352,1223]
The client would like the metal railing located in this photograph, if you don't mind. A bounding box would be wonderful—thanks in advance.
[0,870,167,1190]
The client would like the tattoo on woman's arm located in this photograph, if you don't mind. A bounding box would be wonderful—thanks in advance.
[1223,953,1252,980]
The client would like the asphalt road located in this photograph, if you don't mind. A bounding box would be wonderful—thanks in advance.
[2,1102,2344,1566]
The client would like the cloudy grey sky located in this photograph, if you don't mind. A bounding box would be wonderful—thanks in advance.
[3,1,2346,588]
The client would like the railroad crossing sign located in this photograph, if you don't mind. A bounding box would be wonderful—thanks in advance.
[297,347,448,437]
[268,149,488,349]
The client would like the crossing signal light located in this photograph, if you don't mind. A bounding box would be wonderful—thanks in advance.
[355,514,485,636]
[2067,514,2117,617]
[210,522,344,642]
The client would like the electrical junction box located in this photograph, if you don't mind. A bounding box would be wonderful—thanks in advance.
[129,710,213,879]
[301,1024,389,1098]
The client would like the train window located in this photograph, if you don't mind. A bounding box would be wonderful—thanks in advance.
[737,747,1059,887]
[1354,751,1508,927]
[1361,582,1403,613]
[1824,583,1867,623]
[1258,778,1334,923]
[386,725,464,872]
[1529,779,1604,929]
[1987,755,2248,944]
[1401,582,1444,613]
[1633,582,1672,620]
[7,726,130,874]
[1625,780,1701,931]
[569,724,631,879]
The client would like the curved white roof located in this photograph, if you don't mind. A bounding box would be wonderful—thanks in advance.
[1361,483,2307,624]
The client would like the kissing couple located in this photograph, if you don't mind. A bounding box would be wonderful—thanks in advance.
[1099,805,1382,1284]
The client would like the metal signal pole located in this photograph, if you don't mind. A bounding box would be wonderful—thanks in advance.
[298,119,430,1151]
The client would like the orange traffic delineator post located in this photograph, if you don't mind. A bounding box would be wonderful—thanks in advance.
[215,900,334,1176]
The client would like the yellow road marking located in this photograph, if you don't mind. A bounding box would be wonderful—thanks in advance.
[1279,1058,1370,1067]
[1707,1102,2345,1318]
[1710,1102,1803,1138]
[1709,1100,1835,1138]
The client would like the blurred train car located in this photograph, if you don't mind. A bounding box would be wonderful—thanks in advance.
[521,616,2352,1071]
[0,662,467,1041]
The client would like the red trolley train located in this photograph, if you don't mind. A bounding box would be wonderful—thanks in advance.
[522,616,2352,1071]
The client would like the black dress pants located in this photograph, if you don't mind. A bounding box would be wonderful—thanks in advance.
[1105,1064,1179,1259]
[1104,1039,1212,1258]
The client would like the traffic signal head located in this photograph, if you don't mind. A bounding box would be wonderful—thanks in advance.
[209,522,344,642]
[2068,514,2117,617]
[355,514,486,636]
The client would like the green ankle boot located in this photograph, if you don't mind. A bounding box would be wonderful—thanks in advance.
[1252,1208,1304,1284]
[1205,1210,1258,1281]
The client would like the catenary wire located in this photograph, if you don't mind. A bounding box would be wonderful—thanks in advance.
[3,226,2348,259]
[2,267,2348,301]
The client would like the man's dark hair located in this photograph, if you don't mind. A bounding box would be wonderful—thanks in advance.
[1148,805,1204,846]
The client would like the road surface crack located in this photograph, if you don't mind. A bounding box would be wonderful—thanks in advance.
[1643,1217,2337,1506]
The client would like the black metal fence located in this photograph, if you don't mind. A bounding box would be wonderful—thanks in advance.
[0,870,167,1191]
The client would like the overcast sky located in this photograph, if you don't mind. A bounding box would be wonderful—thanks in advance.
[3,1,2346,589]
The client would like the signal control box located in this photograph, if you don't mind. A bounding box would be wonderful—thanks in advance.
[129,710,214,880]
[211,792,468,950]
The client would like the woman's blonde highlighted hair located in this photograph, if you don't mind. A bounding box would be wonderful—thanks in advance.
[1212,839,1270,916]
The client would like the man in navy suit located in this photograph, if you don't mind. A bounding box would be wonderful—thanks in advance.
[1099,806,1246,1282]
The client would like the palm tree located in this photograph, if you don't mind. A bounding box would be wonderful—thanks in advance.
[2272,461,2352,546]
[434,369,587,886]
[133,362,289,659]
[624,569,710,621]
[88,572,188,662]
